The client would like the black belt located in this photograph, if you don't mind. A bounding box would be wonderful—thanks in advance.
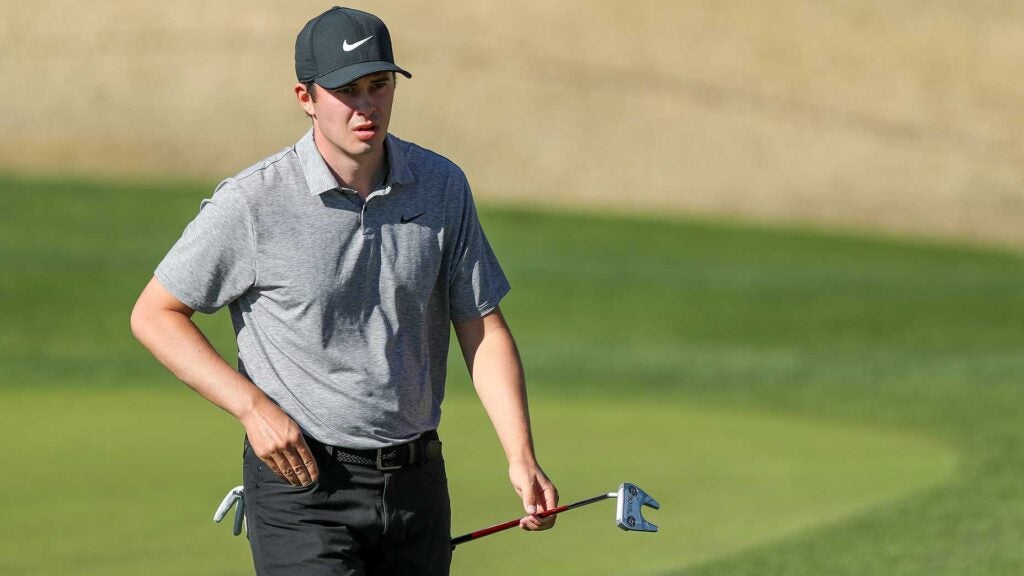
[311,430,442,471]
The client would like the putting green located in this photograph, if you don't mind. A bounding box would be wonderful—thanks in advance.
[441,394,956,575]
[0,388,954,576]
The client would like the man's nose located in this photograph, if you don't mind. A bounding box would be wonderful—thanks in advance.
[353,92,376,116]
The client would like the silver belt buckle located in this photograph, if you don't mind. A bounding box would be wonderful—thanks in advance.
[375,448,402,471]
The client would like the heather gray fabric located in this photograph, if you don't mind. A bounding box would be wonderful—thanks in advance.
[155,129,509,448]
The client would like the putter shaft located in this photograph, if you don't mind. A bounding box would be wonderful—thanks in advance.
[450,492,615,548]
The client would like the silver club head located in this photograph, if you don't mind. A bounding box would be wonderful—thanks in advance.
[614,483,660,532]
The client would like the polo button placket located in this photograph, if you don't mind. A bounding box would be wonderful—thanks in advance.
[360,186,391,238]
[360,203,372,237]
[337,186,374,235]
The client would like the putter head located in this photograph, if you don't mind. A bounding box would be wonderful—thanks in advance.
[615,483,660,532]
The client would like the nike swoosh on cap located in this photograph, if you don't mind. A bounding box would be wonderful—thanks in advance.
[343,36,373,51]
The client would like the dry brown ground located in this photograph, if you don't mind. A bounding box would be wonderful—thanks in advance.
[3,1,1024,247]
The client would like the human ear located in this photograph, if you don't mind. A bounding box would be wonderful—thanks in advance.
[294,83,316,117]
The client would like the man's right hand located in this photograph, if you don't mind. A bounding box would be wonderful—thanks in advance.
[241,397,320,486]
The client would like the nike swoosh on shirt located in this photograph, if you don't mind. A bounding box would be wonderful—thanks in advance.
[343,36,373,51]
[401,212,427,224]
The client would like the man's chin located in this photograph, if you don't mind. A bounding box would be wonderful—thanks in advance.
[347,136,385,157]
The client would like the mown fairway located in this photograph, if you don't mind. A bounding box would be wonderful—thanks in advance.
[1,174,1022,575]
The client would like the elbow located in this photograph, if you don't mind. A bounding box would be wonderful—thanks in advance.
[130,293,166,346]
[129,298,150,344]
[129,277,193,347]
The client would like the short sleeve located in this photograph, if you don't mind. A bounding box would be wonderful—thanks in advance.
[154,181,256,313]
[446,175,510,322]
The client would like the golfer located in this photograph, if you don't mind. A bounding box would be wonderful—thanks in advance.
[131,6,557,575]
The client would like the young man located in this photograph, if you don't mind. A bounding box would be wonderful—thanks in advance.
[130,6,557,575]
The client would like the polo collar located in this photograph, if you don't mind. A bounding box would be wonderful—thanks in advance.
[296,128,415,197]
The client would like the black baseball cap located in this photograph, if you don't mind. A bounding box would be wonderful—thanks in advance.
[295,7,411,89]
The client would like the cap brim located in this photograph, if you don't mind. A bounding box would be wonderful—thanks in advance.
[315,61,412,89]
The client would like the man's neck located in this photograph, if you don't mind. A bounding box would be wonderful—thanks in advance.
[313,130,388,199]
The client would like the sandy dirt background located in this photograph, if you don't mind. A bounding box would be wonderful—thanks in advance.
[3,1,1023,247]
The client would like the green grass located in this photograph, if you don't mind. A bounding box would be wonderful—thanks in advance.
[0,389,951,576]
[442,396,952,575]
[2,173,1023,575]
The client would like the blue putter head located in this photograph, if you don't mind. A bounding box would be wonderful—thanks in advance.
[615,483,660,532]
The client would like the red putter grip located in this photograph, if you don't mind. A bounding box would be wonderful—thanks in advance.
[469,519,521,539]
[451,492,613,547]
[465,505,568,540]
[538,504,570,518]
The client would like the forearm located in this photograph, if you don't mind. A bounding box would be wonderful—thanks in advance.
[131,277,317,485]
[130,278,266,421]
[455,308,558,527]
[454,309,536,461]
[464,316,538,466]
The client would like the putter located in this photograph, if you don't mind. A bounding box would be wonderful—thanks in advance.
[213,482,660,549]
[450,482,660,548]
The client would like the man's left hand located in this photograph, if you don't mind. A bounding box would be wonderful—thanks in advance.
[511,462,559,531]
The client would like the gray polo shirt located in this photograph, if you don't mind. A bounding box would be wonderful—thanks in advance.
[155,129,509,449]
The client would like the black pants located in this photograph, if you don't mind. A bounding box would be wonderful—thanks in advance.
[242,436,452,576]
